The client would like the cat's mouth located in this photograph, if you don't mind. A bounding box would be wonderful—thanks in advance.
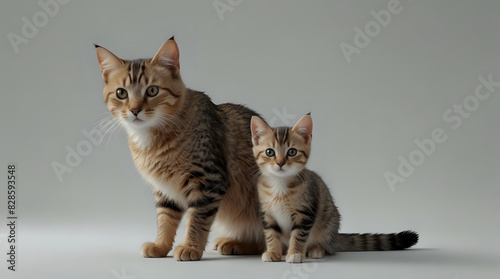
[127,117,147,127]
[271,167,290,177]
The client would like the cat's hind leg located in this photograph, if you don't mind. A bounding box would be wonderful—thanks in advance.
[306,244,326,259]
[212,217,264,255]
[213,237,262,255]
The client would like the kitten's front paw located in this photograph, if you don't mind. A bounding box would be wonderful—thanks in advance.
[141,242,170,258]
[262,251,282,262]
[174,245,202,261]
[286,252,305,263]
[307,246,325,259]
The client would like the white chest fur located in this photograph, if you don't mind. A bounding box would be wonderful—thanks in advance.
[268,202,293,236]
[260,176,295,240]
[139,169,188,209]
[126,127,188,209]
[124,124,153,151]
[265,176,292,197]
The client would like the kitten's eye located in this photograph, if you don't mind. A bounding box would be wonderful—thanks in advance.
[146,86,159,97]
[116,88,128,99]
[265,148,275,157]
[287,148,298,157]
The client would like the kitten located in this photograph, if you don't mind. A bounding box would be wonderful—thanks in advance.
[95,37,265,261]
[251,114,418,263]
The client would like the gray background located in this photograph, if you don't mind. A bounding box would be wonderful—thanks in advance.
[1,0,499,278]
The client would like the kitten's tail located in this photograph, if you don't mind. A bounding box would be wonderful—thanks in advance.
[334,230,418,252]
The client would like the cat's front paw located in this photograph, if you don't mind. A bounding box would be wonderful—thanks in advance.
[174,245,202,261]
[286,252,305,263]
[141,242,170,258]
[262,251,282,262]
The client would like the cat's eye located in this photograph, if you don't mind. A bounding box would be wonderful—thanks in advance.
[146,86,159,97]
[116,88,128,99]
[265,148,275,157]
[287,148,298,157]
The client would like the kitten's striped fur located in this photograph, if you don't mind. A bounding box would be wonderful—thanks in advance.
[96,38,265,261]
[251,115,418,263]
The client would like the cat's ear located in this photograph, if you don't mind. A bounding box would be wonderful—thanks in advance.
[95,45,124,81]
[292,114,313,144]
[151,36,180,75]
[251,116,271,146]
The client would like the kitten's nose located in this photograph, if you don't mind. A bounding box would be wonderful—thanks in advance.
[277,161,285,168]
[130,107,142,116]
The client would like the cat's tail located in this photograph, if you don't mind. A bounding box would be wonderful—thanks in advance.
[334,230,418,252]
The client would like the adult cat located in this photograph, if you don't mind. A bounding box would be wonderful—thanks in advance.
[95,37,264,261]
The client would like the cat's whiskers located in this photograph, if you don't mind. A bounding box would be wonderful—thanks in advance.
[159,114,185,133]
[155,101,186,128]
[95,111,113,117]
[163,113,186,129]
[105,118,123,147]
[91,115,114,133]
[88,116,121,146]
[250,168,263,184]
[156,115,182,139]
[154,117,176,139]
[95,116,121,147]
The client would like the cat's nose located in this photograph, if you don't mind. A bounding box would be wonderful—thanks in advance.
[277,161,285,168]
[130,107,142,116]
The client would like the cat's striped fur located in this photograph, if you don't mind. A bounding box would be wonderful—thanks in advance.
[251,115,418,263]
[96,37,265,261]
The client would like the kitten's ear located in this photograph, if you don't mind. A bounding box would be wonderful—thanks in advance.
[292,114,313,144]
[251,116,271,146]
[151,36,180,75]
[95,45,124,81]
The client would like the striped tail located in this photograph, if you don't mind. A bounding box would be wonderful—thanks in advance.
[334,230,418,252]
